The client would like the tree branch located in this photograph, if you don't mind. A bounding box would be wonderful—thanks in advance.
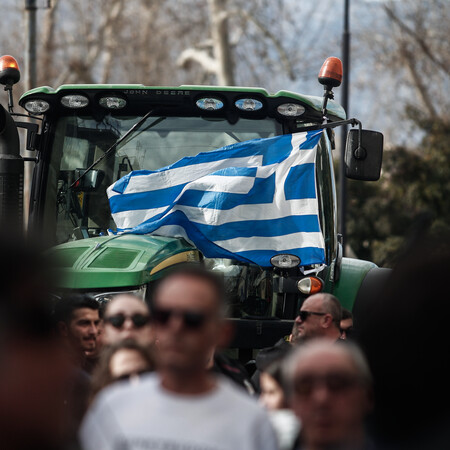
[237,8,295,81]
[177,48,218,74]
[399,41,438,119]
[384,4,449,75]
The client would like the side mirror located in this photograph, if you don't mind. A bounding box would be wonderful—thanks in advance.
[72,169,104,191]
[345,129,383,181]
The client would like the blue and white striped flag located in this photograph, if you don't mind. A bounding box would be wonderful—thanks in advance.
[107,130,326,268]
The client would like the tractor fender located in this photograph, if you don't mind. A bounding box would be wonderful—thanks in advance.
[328,257,391,311]
[352,265,392,333]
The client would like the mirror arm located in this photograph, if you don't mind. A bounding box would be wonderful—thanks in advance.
[317,118,367,161]
[317,117,361,131]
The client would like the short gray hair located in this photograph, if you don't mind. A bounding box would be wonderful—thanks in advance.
[321,293,342,327]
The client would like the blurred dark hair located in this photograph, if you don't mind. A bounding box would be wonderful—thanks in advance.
[341,307,353,321]
[90,339,154,402]
[0,235,54,338]
[262,358,289,408]
[256,340,292,372]
[53,294,99,325]
[263,358,285,386]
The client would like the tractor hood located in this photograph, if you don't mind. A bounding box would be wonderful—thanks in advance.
[48,234,199,290]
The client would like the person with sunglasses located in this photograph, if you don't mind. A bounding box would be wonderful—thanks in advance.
[252,293,342,394]
[102,294,153,347]
[283,339,374,450]
[290,293,342,344]
[80,265,278,450]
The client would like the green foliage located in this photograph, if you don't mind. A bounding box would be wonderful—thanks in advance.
[346,113,450,268]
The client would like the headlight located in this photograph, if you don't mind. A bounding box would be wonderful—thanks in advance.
[277,103,305,117]
[270,254,300,268]
[235,98,263,111]
[61,94,89,109]
[92,285,147,304]
[196,97,224,111]
[99,96,127,109]
[24,99,50,114]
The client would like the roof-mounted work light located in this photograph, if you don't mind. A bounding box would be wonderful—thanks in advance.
[318,56,343,120]
[318,57,343,89]
[0,55,20,86]
[0,55,21,112]
[196,98,224,111]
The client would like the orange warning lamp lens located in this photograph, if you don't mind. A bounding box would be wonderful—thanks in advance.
[297,276,324,295]
[309,277,323,294]
[318,57,343,88]
[0,55,20,71]
[0,55,21,86]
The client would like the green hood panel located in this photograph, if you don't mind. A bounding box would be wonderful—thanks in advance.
[49,235,197,289]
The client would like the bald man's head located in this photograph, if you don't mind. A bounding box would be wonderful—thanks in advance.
[291,293,342,344]
[284,339,373,449]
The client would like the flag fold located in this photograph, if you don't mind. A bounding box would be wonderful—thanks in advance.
[107,130,326,267]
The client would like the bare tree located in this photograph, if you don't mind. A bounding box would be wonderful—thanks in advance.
[382,1,449,122]
[177,0,322,87]
[40,0,60,85]
[358,0,449,127]
[208,0,235,85]
[178,0,234,85]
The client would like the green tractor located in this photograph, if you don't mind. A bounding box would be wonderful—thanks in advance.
[0,55,389,361]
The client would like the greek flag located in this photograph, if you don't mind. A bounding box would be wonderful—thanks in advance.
[107,130,326,268]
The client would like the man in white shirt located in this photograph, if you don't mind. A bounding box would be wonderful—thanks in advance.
[80,265,278,450]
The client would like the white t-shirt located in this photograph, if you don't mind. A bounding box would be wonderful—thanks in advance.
[80,373,279,450]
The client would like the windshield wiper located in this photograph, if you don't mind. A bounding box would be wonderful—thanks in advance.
[70,110,164,189]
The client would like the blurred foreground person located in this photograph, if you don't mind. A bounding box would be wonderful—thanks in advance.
[0,236,73,450]
[259,359,300,450]
[90,339,154,402]
[102,293,153,346]
[354,232,450,449]
[206,336,256,395]
[80,265,278,450]
[284,339,374,450]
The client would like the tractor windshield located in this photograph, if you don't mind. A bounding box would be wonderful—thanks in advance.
[46,114,281,244]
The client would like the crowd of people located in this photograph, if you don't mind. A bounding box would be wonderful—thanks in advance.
[1,233,450,450]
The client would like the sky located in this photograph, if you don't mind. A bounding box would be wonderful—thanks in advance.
[0,0,439,147]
